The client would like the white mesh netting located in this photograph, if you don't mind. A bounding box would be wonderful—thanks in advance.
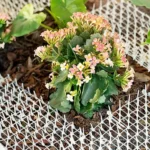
[0,0,150,149]
[0,75,150,150]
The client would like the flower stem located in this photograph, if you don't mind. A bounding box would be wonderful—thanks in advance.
[41,23,53,30]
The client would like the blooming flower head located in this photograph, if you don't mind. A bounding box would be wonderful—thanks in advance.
[60,61,69,71]
[83,76,91,83]
[66,94,74,102]
[92,38,105,52]
[73,45,81,52]
[77,79,83,87]
[105,58,114,67]
[69,65,78,74]
[77,63,84,71]
[71,12,111,32]
[0,13,9,21]
[85,53,92,62]
[115,67,134,92]
[68,73,73,79]
[34,46,47,60]
[122,79,134,92]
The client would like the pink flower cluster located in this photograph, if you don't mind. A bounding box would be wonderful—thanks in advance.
[0,13,9,21]
[92,38,105,52]
[84,53,99,73]
[71,12,111,32]
[121,68,134,92]
[69,64,84,80]
[113,33,128,67]
[41,23,76,48]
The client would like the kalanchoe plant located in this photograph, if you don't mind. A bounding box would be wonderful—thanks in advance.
[35,12,134,118]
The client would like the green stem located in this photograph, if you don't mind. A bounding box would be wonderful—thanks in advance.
[45,8,51,15]
[41,23,53,30]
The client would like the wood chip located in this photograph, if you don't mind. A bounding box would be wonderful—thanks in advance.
[135,72,150,82]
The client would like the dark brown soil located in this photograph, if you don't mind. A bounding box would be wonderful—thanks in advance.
[0,0,150,130]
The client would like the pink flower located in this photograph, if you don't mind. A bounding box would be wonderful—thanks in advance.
[73,45,81,52]
[92,38,105,52]
[76,71,83,80]
[34,46,46,57]
[92,38,100,45]
[69,65,78,74]
[0,13,9,21]
[90,56,100,67]
[85,54,92,62]
[85,54,99,69]
[122,56,127,63]
[95,43,105,52]
[102,52,109,59]
[123,79,133,92]
[41,30,50,37]
[90,66,95,74]
[102,37,107,44]
[105,43,111,50]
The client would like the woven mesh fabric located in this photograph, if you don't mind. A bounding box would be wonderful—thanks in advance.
[0,0,50,19]
[0,0,150,149]
[0,76,149,150]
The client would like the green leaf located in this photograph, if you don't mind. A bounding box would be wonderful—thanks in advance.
[11,4,46,37]
[70,35,84,47]
[98,95,106,104]
[83,0,88,3]
[80,103,94,118]
[50,0,87,28]
[54,70,68,85]
[74,93,80,113]
[104,78,118,96]
[49,81,71,113]
[80,31,90,40]
[90,33,102,40]
[129,0,150,8]
[96,70,108,78]
[81,75,108,106]
[89,89,101,103]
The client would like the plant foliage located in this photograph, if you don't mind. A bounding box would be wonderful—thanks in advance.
[129,0,150,8]
[35,12,134,118]
[50,0,87,28]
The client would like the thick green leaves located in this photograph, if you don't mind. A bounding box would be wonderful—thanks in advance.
[53,70,69,85]
[50,0,87,28]
[49,81,72,113]
[81,75,108,106]
[89,89,101,104]
[104,78,118,96]
[74,93,80,112]
[70,36,84,47]
[11,4,46,37]
[98,95,106,104]
[96,70,108,78]
[129,0,150,8]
